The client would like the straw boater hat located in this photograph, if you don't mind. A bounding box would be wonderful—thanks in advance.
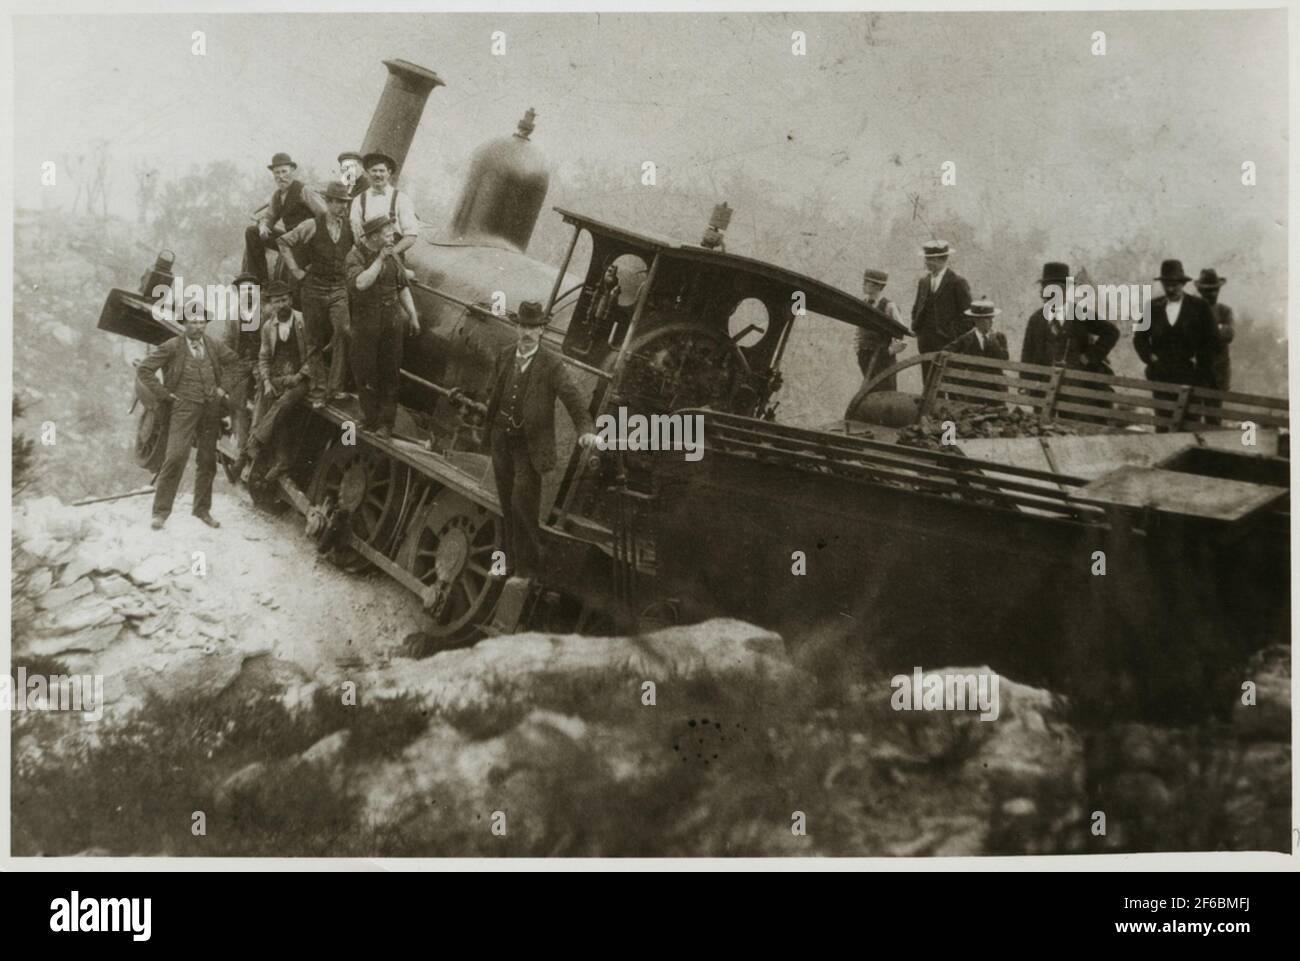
[1194,268,1226,289]
[921,240,952,259]
[267,152,297,171]
[1155,259,1193,283]
[862,268,888,286]
[964,298,1001,319]
[515,301,547,327]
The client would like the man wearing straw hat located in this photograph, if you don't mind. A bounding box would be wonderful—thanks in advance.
[910,240,972,387]
[856,267,907,392]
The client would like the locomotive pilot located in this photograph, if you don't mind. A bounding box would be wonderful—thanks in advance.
[345,215,420,439]
[278,180,356,404]
[483,301,599,580]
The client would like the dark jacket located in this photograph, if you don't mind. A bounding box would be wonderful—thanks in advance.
[911,269,973,349]
[1209,301,1234,390]
[257,311,312,387]
[946,327,1009,361]
[1021,310,1119,371]
[1133,294,1219,387]
[136,334,237,409]
[484,345,595,474]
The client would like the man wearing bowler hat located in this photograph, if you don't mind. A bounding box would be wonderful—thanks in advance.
[1021,262,1120,395]
[1134,259,1220,394]
[1194,267,1234,394]
[136,306,238,530]
[243,152,325,284]
[345,215,420,439]
[349,151,420,261]
[856,267,906,392]
[278,180,356,404]
[910,240,973,388]
[484,302,599,580]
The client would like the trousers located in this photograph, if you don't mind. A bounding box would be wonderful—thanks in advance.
[350,303,404,430]
[152,397,221,518]
[300,282,350,396]
[491,429,544,578]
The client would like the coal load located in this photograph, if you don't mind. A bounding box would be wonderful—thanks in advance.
[897,403,1086,450]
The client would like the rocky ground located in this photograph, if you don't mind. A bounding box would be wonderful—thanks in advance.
[9,492,1292,858]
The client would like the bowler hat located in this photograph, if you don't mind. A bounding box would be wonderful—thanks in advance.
[1039,262,1070,285]
[1194,267,1226,289]
[264,280,291,299]
[361,215,392,238]
[515,301,547,327]
[323,181,351,203]
[362,151,398,173]
[921,240,952,259]
[338,151,363,164]
[1155,259,1192,283]
[232,271,259,287]
[267,152,297,171]
[862,268,889,285]
[964,298,1001,319]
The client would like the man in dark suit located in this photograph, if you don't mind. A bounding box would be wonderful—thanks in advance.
[945,298,1009,401]
[1134,259,1220,387]
[910,240,973,387]
[1194,267,1234,424]
[484,301,598,579]
[1020,262,1121,415]
[136,309,238,529]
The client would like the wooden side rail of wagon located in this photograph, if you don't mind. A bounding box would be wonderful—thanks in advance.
[689,408,1106,523]
[851,352,1289,432]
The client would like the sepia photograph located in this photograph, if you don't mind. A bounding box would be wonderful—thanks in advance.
[2,1,1293,877]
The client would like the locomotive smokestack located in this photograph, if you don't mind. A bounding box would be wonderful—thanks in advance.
[361,59,445,182]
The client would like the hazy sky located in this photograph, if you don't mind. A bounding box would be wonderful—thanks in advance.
[12,10,1290,313]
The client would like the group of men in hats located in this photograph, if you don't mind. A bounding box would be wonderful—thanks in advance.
[856,242,1235,407]
[138,148,426,529]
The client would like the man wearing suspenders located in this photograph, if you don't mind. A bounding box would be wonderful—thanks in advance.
[349,151,420,262]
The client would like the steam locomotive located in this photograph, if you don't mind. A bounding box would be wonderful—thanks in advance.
[99,59,1288,715]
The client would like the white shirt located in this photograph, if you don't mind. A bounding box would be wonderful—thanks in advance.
[1166,297,1183,326]
[516,344,539,373]
[276,318,293,342]
[973,328,987,351]
[187,338,205,360]
[929,267,948,293]
[350,184,420,241]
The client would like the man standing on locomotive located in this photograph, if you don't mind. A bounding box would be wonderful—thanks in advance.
[345,215,420,439]
[277,180,355,404]
[483,301,599,580]
[349,151,419,262]
[136,308,238,530]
